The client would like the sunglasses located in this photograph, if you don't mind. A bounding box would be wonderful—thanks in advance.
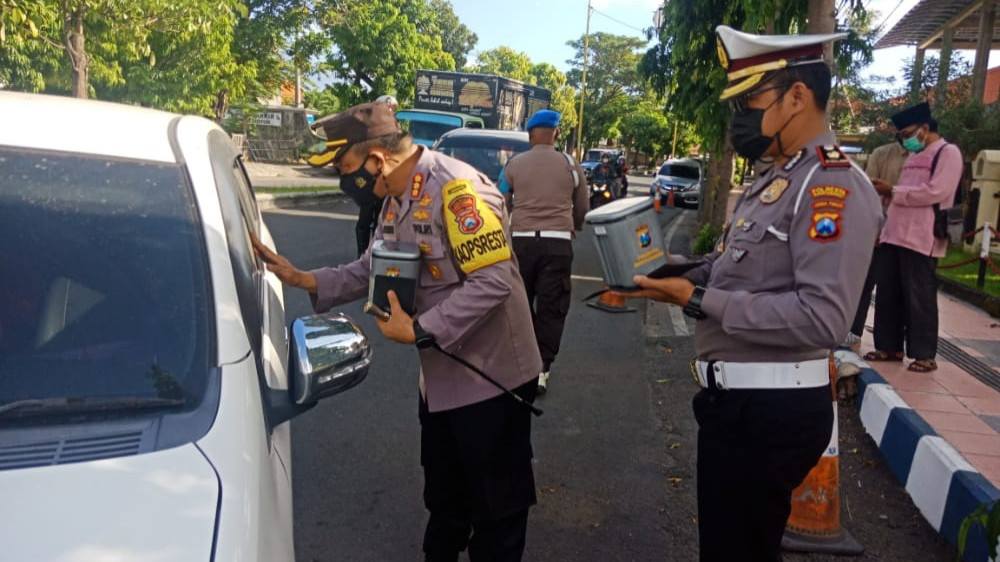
[729,83,791,113]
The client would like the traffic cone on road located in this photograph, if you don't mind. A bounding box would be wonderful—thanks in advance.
[653,195,662,213]
[666,190,675,207]
[781,357,864,555]
[586,286,636,314]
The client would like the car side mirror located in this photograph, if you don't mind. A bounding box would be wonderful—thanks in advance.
[268,312,371,428]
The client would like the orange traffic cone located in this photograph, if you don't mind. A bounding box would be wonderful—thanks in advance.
[666,189,676,207]
[586,285,636,313]
[653,195,662,213]
[781,357,864,555]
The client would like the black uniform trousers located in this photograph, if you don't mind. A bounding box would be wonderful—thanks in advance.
[850,244,884,337]
[512,236,573,372]
[872,242,939,359]
[419,379,538,562]
[354,198,383,257]
[693,383,832,562]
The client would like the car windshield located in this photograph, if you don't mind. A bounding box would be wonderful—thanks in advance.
[400,120,461,143]
[658,163,700,180]
[584,150,610,163]
[0,147,211,419]
[436,135,531,182]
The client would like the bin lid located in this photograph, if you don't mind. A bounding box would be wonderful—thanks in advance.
[372,240,421,260]
[585,196,655,224]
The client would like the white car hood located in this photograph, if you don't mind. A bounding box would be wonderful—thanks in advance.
[1,443,219,562]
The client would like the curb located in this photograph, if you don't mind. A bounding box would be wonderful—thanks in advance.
[847,351,1000,561]
[255,190,345,210]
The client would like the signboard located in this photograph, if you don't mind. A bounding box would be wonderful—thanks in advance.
[254,112,283,127]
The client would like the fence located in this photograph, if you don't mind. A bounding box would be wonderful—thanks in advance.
[937,222,999,289]
[246,139,300,163]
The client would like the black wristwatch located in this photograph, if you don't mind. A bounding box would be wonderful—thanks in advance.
[413,320,436,349]
[683,286,707,319]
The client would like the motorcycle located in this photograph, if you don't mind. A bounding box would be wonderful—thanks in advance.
[589,180,614,209]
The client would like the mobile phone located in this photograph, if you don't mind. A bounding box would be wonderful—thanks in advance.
[363,301,391,321]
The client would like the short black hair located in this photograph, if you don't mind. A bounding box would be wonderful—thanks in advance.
[766,62,832,111]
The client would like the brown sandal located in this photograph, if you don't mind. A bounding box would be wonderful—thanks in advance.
[907,359,938,373]
[863,350,904,362]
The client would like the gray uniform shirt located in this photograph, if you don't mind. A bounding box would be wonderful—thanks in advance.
[310,148,543,412]
[504,144,589,232]
[683,132,883,363]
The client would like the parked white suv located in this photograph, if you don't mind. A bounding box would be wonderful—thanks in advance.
[0,92,371,561]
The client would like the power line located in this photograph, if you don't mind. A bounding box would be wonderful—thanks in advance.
[589,6,648,34]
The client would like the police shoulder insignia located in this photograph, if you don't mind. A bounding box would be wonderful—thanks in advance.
[410,173,425,199]
[419,192,434,207]
[759,178,790,204]
[809,211,843,243]
[816,145,851,168]
[443,179,510,274]
[413,209,431,221]
[427,263,442,280]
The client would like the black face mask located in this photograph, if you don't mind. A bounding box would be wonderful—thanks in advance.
[729,108,774,161]
[339,157,383,208]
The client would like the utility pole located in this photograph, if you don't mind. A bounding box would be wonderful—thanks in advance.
[575,0,592,161]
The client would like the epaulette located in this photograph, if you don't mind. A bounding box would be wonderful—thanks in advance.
[816,145,851,168]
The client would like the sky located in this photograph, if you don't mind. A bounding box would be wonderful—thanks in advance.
[448,0,1000,89]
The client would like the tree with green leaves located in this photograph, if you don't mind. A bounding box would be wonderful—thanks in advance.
[566,32,646,153]
[315,0,473,107]
[468,46,534,81]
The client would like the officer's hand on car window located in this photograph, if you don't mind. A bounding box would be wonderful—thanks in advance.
[614,276,695,306]
[249,232,318,293]
[376,290,416,344]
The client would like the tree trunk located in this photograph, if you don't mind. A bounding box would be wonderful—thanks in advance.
[65,1,89,98]
[807,0,836,61]
[700,139,735,231]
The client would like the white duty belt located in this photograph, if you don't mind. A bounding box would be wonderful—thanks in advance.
[511,230,572,240]
[692,358,829,390]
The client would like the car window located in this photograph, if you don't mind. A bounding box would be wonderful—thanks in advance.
[0,146,212,416]
[404,120,459,142]
[658,163,701,180]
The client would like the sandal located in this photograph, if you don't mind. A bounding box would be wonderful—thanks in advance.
[907,359,938,373]
[863,350,904,362]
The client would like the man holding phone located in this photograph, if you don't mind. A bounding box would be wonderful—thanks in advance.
[252,102,543,561]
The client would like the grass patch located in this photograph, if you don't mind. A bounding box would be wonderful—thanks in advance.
[937,245,1000,297]
[254,186,339,194]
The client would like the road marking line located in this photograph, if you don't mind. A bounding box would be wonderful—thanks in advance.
[667,304,690,336]
[265,208,358,221]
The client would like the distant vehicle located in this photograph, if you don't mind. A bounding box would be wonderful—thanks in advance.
[432,128,531,184]
[414,69,552,131]
[396,108,486,147]
[0,91,371,562]
[581,148,623,180]
[651,158,704,209]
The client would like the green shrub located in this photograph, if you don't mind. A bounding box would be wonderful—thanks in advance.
[692,222,721,255]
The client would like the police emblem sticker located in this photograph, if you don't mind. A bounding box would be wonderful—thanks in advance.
[410,173,425,199]
[386,267,400,278]
[443,179,511,274]
[809,211,842,243]
[759,178,789,204]
[636,224,652,248]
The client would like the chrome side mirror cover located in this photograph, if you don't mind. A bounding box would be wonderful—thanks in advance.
[290,312,371,405]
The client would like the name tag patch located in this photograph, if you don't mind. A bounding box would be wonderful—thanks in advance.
[443,179,511,274]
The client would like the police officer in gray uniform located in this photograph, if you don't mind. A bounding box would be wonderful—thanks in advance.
[252,102,543,562]
[498,109,589,394]
[622,27,882,561]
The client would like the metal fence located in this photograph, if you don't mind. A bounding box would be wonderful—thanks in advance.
[246,139,300,163]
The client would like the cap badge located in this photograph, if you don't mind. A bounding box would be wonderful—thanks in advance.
[759,178,790,204]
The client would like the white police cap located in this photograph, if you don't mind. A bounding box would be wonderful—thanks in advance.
[716,25,846,101]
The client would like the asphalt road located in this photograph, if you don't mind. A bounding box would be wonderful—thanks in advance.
[262,174,956,561]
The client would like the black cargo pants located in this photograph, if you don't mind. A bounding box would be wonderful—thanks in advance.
[512,235,573,372]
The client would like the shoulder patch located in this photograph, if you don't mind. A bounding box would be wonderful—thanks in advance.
[810,186,850,200]
[809,211,842,243]
[816,145,851,168]
[443,179,511,274]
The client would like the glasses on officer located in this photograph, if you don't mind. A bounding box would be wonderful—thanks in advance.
[729,83,791,113]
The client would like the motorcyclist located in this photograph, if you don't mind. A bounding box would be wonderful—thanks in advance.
[617,156,629,197]
[592,155,616,193]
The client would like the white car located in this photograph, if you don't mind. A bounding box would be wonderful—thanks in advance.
[0,92,371,561]
[650,158,704,208]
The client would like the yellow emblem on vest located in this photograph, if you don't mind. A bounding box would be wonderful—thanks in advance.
[759,178,790,204]
[443,179,510,274]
